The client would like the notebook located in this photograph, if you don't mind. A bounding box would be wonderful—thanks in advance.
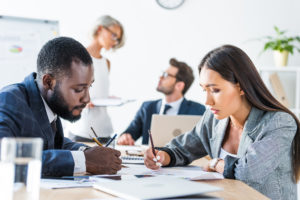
[93,176,222,200]
[150,114,202,147]
[121,155,144,164]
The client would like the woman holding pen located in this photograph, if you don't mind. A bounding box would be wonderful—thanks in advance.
[144,45,300,200]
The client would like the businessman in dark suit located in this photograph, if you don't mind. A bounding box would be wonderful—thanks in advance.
[117,58,206,145]
[0,37,121,177]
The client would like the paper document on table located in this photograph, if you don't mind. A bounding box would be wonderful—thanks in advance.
[118,164,224,180]
[84,198,221,200]
[83,199,123,200]
[118,164,153,175]
[159,166,224,180]
[40,179,93,189]
[92,98,135,107]
[115,145,148,152]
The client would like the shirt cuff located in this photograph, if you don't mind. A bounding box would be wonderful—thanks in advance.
[70,151,86,175]
[223,155,239,179]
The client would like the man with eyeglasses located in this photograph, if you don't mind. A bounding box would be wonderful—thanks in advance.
[117,58,206,145]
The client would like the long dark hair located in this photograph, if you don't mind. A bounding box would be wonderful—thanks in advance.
[199,44,300,182]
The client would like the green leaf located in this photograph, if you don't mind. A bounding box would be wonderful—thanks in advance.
[260,26,300,55]
[286,45,294,54]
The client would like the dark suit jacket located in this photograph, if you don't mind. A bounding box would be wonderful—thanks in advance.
[124,98,206,144]
[0,73,86,177]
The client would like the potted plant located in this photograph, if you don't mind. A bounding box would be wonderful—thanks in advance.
[261,26,300,67]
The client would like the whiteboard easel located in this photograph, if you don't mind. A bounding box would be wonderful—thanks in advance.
[0,15,59,89]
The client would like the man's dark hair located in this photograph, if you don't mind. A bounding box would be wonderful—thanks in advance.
[170,58,194,95]
[37,37,92,80]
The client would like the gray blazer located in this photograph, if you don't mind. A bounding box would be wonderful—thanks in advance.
[161,107,297,200]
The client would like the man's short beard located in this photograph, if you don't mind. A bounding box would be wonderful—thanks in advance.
[47,83,85,122]
[156,85,174,95]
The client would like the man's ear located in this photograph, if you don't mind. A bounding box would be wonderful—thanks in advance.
[42,74,56,91]
[175,81,185,93]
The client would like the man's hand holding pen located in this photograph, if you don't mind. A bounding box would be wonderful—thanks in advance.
[85,127,122,174]
[84,146,122,174]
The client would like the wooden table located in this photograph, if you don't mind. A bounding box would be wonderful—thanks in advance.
[37,145,269,200]
[38,178,268,200]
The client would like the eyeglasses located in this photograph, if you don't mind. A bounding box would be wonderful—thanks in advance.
[103,26,121,45]
[161,71,177,79]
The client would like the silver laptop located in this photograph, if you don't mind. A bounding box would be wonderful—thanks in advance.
[93,176,221,200]
[150,114,202,147]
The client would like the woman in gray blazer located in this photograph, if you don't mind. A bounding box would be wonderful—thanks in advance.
[144,45,300,200]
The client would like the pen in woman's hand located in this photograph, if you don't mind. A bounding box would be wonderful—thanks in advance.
[148,130,162,166]
[148,130,156,156]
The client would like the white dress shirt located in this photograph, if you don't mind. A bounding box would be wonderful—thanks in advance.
[159,97,184,115]
[40,96,86,174]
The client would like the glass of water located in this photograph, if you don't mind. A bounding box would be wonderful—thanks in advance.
[0,138,16,200]
[1,138,43,200]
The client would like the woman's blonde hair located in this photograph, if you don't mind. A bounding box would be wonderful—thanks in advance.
[91,15,125,50]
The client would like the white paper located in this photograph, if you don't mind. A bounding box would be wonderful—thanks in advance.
[157,166,224,180]
[115,145,148,152]
[82,199,123,200]
[117,164,224,180]
[117,164,153,175]
[92,98,135,107]
[40,179,93,189]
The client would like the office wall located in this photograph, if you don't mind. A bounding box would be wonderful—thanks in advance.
[1,0,300,133]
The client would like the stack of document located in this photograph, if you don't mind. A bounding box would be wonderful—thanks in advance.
[121,155,144,164]
[116,145,146,164]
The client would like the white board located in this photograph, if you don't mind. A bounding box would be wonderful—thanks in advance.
[0,15,59,89]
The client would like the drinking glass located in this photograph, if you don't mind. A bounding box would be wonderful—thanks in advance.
[0,138,16,200]
[1,138,43,200]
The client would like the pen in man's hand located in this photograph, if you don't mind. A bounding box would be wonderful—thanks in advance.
[92,137,103,147]
[91,127,98,137]
[105,133,117,147]
[90,127,103,147]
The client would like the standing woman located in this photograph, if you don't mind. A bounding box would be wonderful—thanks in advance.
[144,45,300,200]
[68,15,125,141]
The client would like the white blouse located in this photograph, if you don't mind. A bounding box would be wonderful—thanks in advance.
[219,148,237,160]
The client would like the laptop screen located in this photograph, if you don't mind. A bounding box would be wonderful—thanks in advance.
[150,114,202,147]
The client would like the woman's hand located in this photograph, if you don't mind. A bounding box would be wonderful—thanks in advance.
[203,159,224,174]
[215,159,225,174]
[144,148,170,170]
